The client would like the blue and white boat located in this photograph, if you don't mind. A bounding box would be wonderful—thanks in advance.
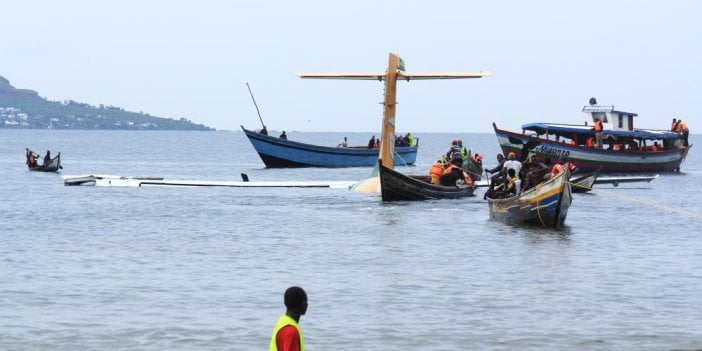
[241,126,418,168]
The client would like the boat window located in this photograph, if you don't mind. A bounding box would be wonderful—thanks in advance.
[618,114,623,128]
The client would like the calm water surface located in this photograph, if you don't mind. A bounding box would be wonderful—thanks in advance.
[1,130,701,350]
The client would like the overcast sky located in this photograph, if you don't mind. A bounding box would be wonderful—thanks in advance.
[1,0,699,133]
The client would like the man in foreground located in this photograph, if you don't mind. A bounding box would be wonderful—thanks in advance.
[270,286,308,351]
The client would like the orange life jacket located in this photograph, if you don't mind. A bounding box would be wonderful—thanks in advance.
[429,162,444,178]
[551,164,565,176]
[613,143,622,151]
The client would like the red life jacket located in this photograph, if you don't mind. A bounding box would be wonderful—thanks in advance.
[551,164,565,176]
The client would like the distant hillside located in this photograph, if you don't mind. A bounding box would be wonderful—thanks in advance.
[0,75,213,130]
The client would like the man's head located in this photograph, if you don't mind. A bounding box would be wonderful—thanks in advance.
[507,152,515,160]
[284,286,308,316]
[497,154,505,161]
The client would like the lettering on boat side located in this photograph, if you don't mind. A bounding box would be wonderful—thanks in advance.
[536,145,570,158]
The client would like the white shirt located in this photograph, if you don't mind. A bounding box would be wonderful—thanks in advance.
[503,160,522,175]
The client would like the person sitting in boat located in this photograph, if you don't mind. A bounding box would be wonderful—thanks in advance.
[502,152,522,177]
[485,154,506,181]
[26,149,38,168]
[375,138,381,148]
[522,156,550,191]
[367,135,376,149]
[43,150,51,166]
[338,137,348,148]
[260,125,268,135]
[279,130,287,140]
[505,168,521,196]
[651,141,660,152]
[550,156,579,178]
[428,159,445,185]
[406,133,416,147]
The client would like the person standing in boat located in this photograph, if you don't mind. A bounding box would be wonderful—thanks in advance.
[671,118,679,131]
[269,286,308,351]
[367,135,376,149]
[676,119,690,147]
[279,131,287,140]
[593,118,604,148]
[502,152,522,177]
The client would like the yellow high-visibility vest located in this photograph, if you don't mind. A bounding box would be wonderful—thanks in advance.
[269,314,305,351]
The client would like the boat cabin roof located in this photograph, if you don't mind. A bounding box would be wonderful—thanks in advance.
[582,105,638,117]
[521,122,681,140]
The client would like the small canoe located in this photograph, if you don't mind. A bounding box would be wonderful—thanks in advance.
[486,168,572,228]
[27,150,62,172]
[379,161,475,201]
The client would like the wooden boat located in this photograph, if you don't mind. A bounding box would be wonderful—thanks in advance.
[26,148,62,172]
[486,167,572,228]
[241,126,418,168]
[379,161,475,201]
[570,168,600,193]
[493,99,692,173]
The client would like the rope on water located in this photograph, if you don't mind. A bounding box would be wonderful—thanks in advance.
[584,186,702,219]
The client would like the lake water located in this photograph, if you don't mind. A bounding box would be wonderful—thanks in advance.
[1,129,701,351]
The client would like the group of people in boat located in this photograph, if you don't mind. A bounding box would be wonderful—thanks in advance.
[25,149,53,169]
[484,152,578,199]
[426,139,484,188]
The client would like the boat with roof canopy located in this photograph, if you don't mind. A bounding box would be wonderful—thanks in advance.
[492,98,692,173]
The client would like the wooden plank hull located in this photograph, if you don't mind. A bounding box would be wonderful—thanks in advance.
[486,169,572,228]
[493,125,689,173]
[242,126,417,168]
[379,162,475,201]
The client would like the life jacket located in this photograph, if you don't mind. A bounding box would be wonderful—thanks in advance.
[475,154,483,162]
[551,164,565,176]
[594,120,603,132]
[507,174,519,193]
[613,143,622,151]
[429,162,444,179]
[270,314,305,351]
[443,164,460,175]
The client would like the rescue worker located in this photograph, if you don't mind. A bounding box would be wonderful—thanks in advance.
[440,157,469,187]
[270,286,308,351]
[428,160,445,185]
[593,118,604,148]
[406,132,416,147]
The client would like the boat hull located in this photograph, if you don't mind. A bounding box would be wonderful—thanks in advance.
[242,126,418,168]
[493,125,689,173]
[379,162,475,201]
[28,154,61,172]
[570,169,600,193]
[486,169,572,228]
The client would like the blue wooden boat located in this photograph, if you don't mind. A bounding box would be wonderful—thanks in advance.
[493,99,691,173]
[241,126,418,168]
[486,167,572,228]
